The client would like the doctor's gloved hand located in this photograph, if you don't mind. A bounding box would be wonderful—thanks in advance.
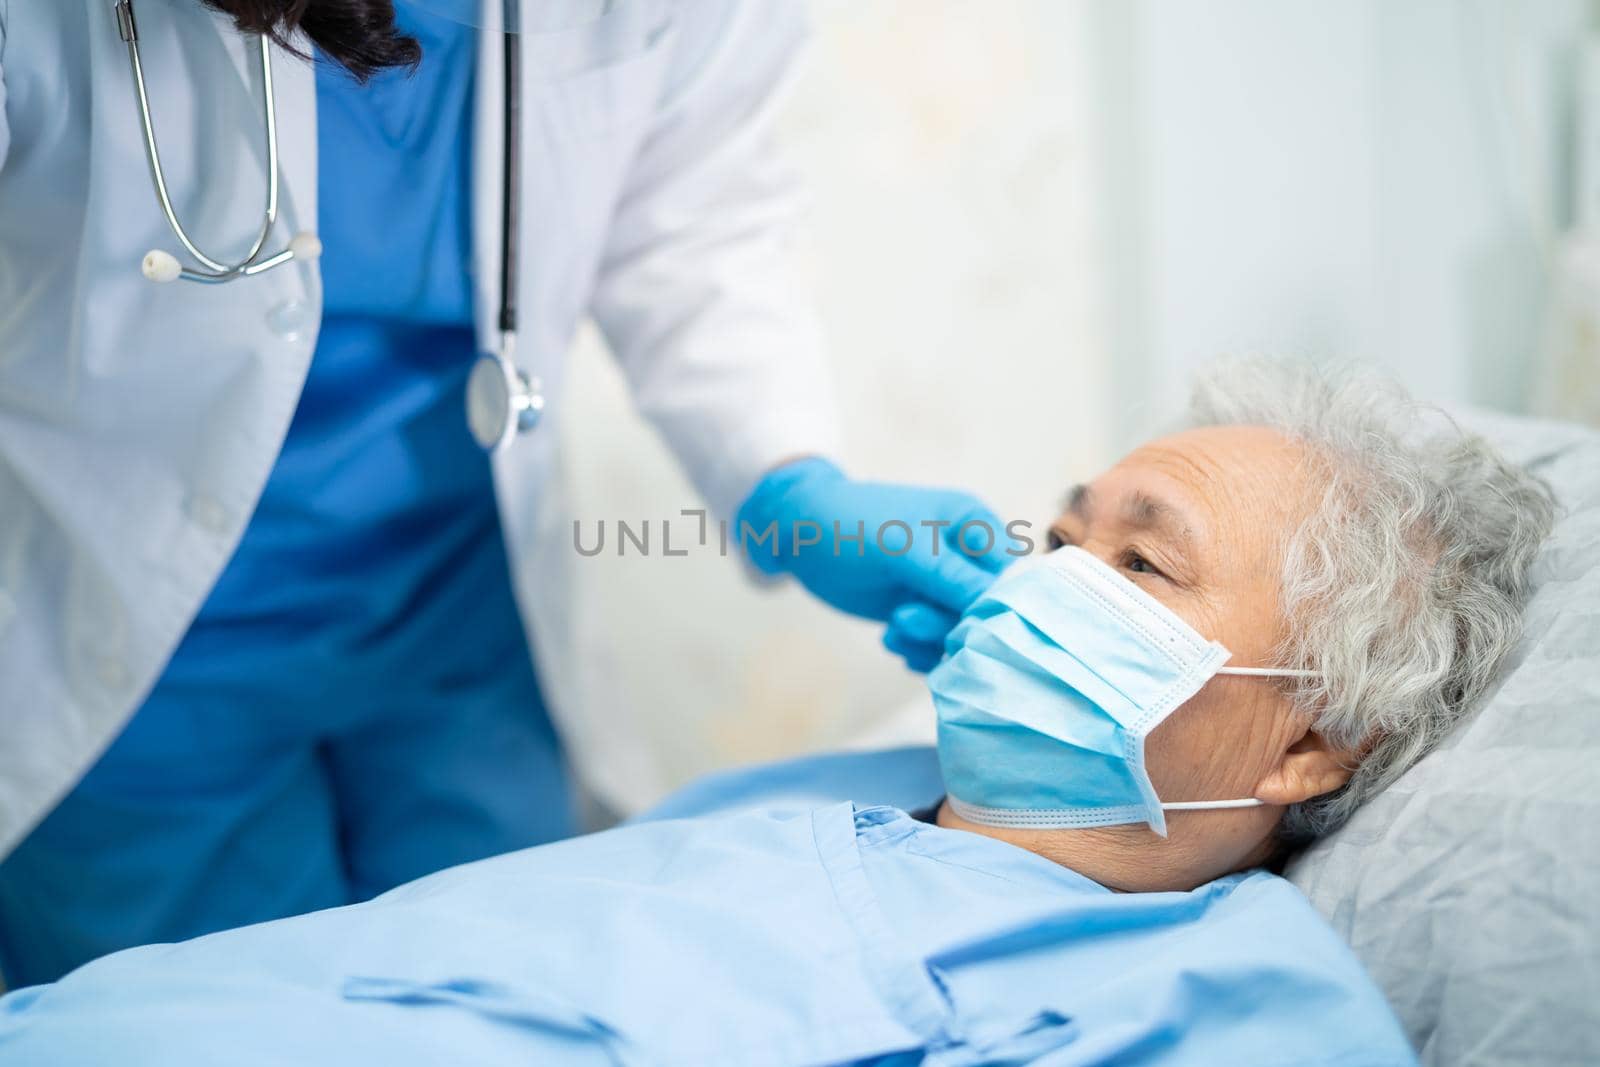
[736,458,1013,671]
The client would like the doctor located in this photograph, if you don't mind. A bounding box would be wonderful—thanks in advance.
[0,0,1006,986]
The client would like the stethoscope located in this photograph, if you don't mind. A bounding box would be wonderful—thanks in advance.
[115,0,543,450]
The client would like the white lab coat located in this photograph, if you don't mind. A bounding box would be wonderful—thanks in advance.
[0,0,839,858]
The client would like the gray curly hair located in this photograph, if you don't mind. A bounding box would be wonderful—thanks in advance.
[1188,359,1557,843]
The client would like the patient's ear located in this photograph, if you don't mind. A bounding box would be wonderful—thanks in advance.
[1252,728,1362,805]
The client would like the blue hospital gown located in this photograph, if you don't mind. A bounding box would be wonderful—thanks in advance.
[0,750,1416,1065]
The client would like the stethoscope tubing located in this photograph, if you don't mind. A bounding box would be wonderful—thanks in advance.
[117,0,289,282]
[497,0,521,350]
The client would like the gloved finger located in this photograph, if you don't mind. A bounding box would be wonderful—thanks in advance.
[902,546,1002,615]
[887,601,960,646]
[882,627,946,673]
[901,640,946,673]
[942,499,1013,575]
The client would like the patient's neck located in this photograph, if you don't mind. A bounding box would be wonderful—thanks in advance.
[933,801,1276,893]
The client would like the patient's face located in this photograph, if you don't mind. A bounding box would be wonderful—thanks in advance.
[941,424,1351,890]
[1047,423,1307,799]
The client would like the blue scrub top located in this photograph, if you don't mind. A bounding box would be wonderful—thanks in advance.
[0,755,1418,1065]
[205,6,487,638]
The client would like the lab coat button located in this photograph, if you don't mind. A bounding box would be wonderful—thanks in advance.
[267,300,310,342]
[186,494,230,534]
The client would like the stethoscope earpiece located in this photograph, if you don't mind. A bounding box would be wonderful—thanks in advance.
[288,232,323,263]
[141,249,182,283]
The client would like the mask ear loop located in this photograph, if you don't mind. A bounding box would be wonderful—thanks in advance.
[1158,665,1320,812]
[1161,798,1266,810]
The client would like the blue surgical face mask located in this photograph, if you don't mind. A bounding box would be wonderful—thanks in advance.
[929,546,1316,836]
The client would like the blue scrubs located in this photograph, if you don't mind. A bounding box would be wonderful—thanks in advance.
[0,750,1417,1065]
[0,14,574,988]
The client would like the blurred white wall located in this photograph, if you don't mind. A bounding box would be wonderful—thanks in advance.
[537,1,1110,817]
[1091,0,1596,450]
[537,0,1597,818]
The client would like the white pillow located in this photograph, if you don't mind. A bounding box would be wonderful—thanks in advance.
[1285,410,1600,1066]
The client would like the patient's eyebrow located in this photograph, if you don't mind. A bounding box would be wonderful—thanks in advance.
[1061,484,1196,550]
[1124,490,1195,547]
[1064,484,1092,518]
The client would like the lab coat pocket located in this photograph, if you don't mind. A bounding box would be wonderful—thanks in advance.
[342,975,646,1065]
[528,5,678,142]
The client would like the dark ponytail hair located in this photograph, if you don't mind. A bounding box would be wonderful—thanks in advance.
[200,0,422,82]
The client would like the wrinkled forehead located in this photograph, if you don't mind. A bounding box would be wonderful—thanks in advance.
[1079,425,1313,566]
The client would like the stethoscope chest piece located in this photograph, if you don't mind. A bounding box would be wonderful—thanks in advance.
[465,5,539,453]
[468,351,544,451]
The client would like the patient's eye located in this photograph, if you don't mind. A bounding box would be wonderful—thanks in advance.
[1123,550,1163,577]
[1047,526,1075,550]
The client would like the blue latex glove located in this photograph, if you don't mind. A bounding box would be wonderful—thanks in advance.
[737,458,1012,671]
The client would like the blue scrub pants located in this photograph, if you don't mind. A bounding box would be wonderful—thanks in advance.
[0,528,575,988]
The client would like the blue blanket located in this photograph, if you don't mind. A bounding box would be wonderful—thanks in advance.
[0,749,1414,1065]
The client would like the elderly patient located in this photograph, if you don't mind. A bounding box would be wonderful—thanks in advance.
[0,362,1554,1066]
